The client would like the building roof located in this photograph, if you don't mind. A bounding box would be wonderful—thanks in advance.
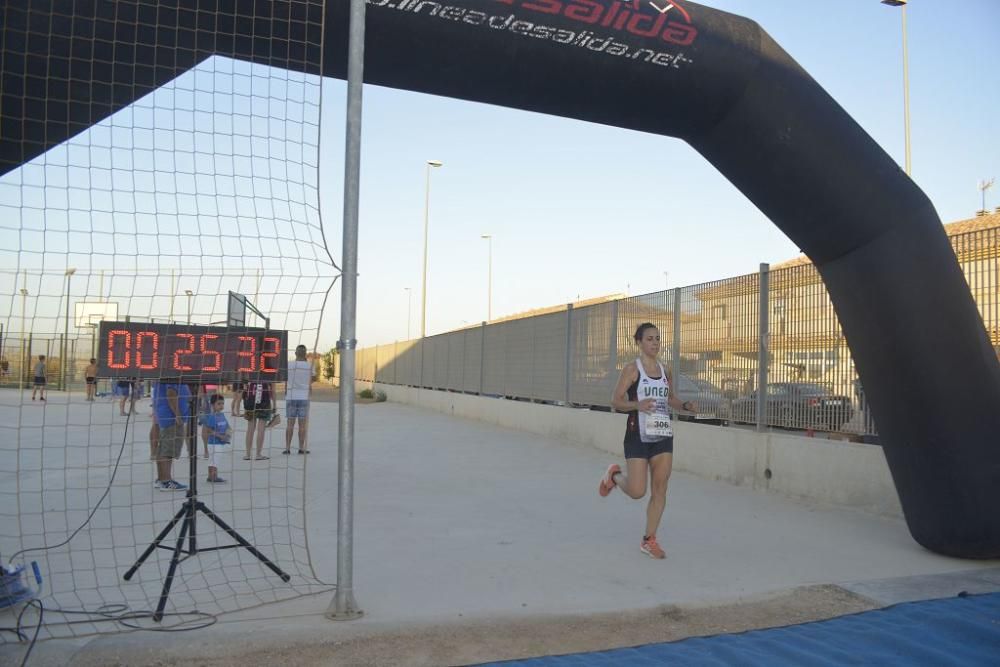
[772,210,1000,270]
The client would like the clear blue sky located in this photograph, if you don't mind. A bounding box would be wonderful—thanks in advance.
[318,0,999,349]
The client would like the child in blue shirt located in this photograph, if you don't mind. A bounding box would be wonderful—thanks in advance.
[201,394,232,483]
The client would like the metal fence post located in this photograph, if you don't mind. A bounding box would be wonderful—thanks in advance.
[480,321,486,395]
[609,301,619,393]
[564,304,573,405]
[672,288,682,412]
[756,263,770,432]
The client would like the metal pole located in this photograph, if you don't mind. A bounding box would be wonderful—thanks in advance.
[901,5,911,175]
[756,263,770,432]
[326,0,365,622]
[672,287,682,410]
[421,166,431,338]
[420,160,443,337]
[19,286,27,392]
[63,272,72,390]
[480,321,486,395]
[169,269,175,322]
[609,300,619,394]
[564,304,573,405]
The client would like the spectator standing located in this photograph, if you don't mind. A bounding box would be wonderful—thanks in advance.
[283,345,315,455]
[31,355,46,401]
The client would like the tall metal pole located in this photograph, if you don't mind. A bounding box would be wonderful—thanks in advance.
[326,0,365,622]
[19,287,27,392]
[63,269,75,390]
[420,160,442,338]
[756,263,770,433]
[882,1,911,175]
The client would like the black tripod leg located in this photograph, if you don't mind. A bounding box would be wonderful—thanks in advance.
[124,504,188,581]
[197,502,291,582]
[153,513,192,622]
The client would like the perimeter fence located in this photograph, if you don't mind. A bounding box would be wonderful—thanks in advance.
[349,223,1000,439]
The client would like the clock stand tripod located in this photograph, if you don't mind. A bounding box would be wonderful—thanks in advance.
[123,387,290,621]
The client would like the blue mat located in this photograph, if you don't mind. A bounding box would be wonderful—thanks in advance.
[478,592,1000,666]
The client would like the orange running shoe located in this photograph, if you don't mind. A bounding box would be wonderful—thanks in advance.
[598,463,621,497]
[640,535,666,559]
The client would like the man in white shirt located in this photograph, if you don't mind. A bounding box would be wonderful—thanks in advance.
[283,345,316,454]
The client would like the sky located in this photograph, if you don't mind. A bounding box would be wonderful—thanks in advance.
[316,0,999,350]
[1,0,998,356]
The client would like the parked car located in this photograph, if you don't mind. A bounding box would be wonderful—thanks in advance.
[674,374,729,423]
[729,382,854,432]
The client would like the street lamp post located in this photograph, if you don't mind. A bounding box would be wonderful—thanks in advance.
[881,0,911,175]
[421,159,443,338]
[481,234,493,322]
[19,288,28,391]
[185,289,193,324]
[403,287,412,340]
[63,267,76,390]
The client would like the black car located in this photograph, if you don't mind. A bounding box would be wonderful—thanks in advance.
[729,382,853,432]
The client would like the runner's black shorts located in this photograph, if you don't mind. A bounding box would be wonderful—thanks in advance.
[624,436,674,460]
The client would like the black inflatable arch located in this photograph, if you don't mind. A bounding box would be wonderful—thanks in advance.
[3,1,999,557]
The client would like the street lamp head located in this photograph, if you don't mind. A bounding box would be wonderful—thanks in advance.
[184,289,193,296]
[481,234,491,239]
[880,0,906,6]
[65,267,77,276]
[20,289,28,296]
[427,160,443,168]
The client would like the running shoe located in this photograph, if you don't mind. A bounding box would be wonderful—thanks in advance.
[640,535,666,559]
[206,476,227,484]
[598,463,621,497]
[157,479,188,492]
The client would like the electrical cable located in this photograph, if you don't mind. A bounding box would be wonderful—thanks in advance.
[8,410,133,563]
[1,408,218,665]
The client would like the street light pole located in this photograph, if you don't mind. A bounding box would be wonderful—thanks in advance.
[19,287,28,391]
[63,267,76,390]
[185,290,193,325]
[481,234,492,322]
[421,159,443,338]
[881,0,911,175]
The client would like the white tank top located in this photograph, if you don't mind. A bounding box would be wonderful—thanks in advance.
[635,358,671,442]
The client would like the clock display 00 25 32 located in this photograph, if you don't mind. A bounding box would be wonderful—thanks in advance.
[96,321,288,382]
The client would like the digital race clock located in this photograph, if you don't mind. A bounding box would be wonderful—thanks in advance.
[96,321,288,382]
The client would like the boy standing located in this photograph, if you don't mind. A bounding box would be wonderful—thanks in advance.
[31,355,46,401]
[201,394,232,483]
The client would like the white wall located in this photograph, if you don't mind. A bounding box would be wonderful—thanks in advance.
[367,382,903,518]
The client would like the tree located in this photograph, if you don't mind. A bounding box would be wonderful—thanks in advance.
[321,348,338,382]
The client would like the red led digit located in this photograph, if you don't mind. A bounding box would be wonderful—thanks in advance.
[173,333,195,371]
[237,336,257,371]
[261,337,280,374]
[108,330,131,369]
[136,331,160,370]
[200,334,221,371]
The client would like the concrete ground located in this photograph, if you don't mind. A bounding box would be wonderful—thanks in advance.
[2,397,999,666]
